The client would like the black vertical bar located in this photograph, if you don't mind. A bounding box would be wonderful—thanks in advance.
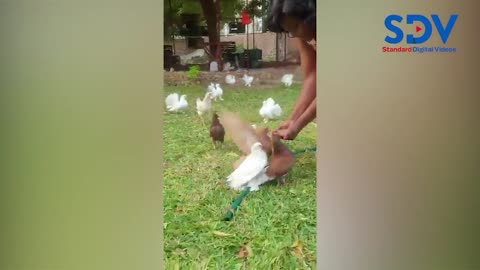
[253,13,255,49]
[261,0,266,33]
[275,33,279,62]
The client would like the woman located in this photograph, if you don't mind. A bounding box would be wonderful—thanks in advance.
[266,0,316,140]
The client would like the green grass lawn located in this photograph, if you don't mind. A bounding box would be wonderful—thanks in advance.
[163,84,317,269]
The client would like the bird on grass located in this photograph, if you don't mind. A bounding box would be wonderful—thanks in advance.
[242,74,254,87]
[233,127,272,169]
[236,132,295,190]
[259,98,282,123]
[196,92,213,128]
[196,92,212,116]
[220,112,296,191]
[226,142,268,191]
[208,83,224,101]
[165,93,188,112]
[281,73,293,87]
[225,74,236,85]
[207,82,216,93]
[210,112,225,149]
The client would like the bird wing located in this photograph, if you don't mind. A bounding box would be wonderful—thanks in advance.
[255,128,273,156]
[210,88,217,97]
[246,169,272,191]
[259,107,266,118]
[227,149,268,189]
[199,100,211,113]
[233,155,247,169]
[272,104,282,117]
[259,104,270,118]
[207,84,215,93]
[165,93,179,108]
[196,98,203,110]
[219,111,258,155]
[265,107,275,119]
[202,92,210,102]
[179,97,188,109]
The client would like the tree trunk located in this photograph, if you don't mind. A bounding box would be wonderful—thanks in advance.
[199,0,222,67]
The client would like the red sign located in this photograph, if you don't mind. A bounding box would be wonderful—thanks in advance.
[241,11,252,25]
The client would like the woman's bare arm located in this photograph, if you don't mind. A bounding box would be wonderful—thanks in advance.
[288,38,316,122]
[291,97,316,135]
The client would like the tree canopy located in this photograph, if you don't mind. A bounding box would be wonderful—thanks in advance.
[165,0,245,27]
[165,0,271,63]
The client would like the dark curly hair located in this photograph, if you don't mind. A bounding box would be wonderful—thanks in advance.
[266,0,316,33]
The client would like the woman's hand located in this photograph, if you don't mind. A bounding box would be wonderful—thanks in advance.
[273,122,300,140]
[276,120,294,131]
[274,98,317,141]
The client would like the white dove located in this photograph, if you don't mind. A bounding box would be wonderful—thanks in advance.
[242,74,254,87]
[226,142,268,191]
[281,74,293,87]
[196,92,212,116]
[207,82,216,93]
[210,83,224,101]
[259,98,282,123]
[225,74,236,85]
[165,93,188,112]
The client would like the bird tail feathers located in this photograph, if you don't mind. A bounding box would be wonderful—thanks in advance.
[165,93,179,108]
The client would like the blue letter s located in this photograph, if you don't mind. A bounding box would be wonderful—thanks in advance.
[384,15,403,44]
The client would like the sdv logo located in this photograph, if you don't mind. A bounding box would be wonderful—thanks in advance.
[384,14,458,44]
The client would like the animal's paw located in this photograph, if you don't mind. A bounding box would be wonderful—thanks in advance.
[249,186,260,192]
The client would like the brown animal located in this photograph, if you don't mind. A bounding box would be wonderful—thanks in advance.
[255,127,273,156]
[210,112,225,148]
[266,134,296,184]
